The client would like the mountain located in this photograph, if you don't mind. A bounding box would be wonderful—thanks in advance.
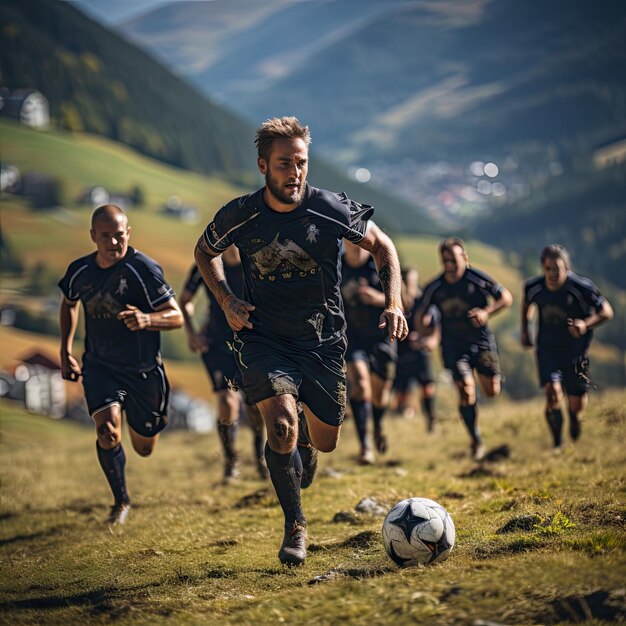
[0,0,440,234]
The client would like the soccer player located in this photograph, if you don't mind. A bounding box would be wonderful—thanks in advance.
[180,245,268,483]
[341,240,398,464]
[416,237,512,460]
[521,244,613,449]
[393,267,440,431]
[58,205,183,525]
[194,116,407,566]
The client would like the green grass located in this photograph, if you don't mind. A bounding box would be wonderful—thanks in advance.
[1,389,625,625]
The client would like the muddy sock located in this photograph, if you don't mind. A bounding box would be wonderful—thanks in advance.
[460,404,480,443]
[218,423,238,461]
[350,399,371,449]
[96,442,129,504]
[264,443,305,527]
[546,408,564,447]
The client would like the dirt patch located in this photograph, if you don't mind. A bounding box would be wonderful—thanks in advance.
[496,514,543,534]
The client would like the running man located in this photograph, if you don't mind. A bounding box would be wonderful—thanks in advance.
[59,205,183,525]
[394,267,440,431]
[521,244,613,449]
[341,240,397,464]
[194,116,407,565]
[180,245,268,483]
[416,237,512,460]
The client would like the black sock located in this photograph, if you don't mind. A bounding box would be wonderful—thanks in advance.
[297,410,312,447]
[218,423,238,460]
[421,396,435,424]
[264,443,305,527]
[96,442,129,504]
[350,399,371,449]
[372,405,386,433]
[568,409,581,440]
[459,405,480,443]
[546,408,564,447]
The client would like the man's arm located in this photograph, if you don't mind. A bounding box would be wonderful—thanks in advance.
[468,286,513,328]
[59,297,82,381]
[520,295,534,348]
[117,298,184,331]
[568,299,614,339]
[180,288,209,353]
[194,237,254,331]
[355,223,408,342]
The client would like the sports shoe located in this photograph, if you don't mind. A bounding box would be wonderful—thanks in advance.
[278,521,308,566]
[374,429,388,454]
[358,448,375,465]
[223,455,241,485]
[107,501,131,526]
[298,444,318,489]
[471,440,486,462]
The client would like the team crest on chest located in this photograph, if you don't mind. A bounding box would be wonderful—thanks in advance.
[116,277,128,295]
[306,223,320,244]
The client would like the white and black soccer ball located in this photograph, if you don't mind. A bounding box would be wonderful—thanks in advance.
[382,497,455,567]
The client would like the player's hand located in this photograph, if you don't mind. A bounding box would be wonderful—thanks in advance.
[188,333,209,354]
[567,318,587,339]
[468,307,489,328]
[117,304,150,331]
[60,352,82,382]
[357,285,383,306]
[223,295,255,331]
[378,306,408,342]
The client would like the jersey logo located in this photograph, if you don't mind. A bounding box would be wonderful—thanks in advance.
[250,233,318,277]
[306,224,320,244]
[116,277,128,295]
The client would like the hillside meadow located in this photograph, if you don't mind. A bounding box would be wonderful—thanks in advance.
[1,388,625,625]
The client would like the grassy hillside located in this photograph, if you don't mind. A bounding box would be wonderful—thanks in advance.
[1,391,624,624]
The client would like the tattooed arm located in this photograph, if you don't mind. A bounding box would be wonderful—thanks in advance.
[356,223,408,342]
[194,238,255,331]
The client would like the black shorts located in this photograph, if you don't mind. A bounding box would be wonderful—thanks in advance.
[442,337,500,382]
[231,333,347,427]
[345,338,397,382]
[537,350,590,396]
[394,349,435,391]
[200,342,239,393]
[82,362,170,437]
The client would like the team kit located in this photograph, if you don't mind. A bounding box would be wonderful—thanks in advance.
[58,117,613,566]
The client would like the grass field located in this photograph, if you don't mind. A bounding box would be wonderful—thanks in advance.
[1,389,624,625]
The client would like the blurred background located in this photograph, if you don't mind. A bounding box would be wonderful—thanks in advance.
[1,0,624,430]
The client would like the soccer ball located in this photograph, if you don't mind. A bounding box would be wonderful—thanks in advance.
[382,497,455,567]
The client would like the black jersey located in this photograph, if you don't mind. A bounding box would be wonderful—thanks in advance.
[183,262,244,345]
[419,267,504,350]
[340,253,386,343]
[201,184,373,348]
[524,272,606,355]
[58,247,175,372]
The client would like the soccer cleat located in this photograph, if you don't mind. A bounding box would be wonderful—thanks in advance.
[358,448,375,465]
[471,440,485,462]
[278,521,308,566]
[107,501,131,526]
[374,429,388,454]
[298,444,318,489]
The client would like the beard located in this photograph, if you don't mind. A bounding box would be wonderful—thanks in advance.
[265,168,305,206]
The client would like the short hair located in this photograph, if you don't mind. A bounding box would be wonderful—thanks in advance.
[254,116,312,160]
[439,236,466,256]
[540,244,570,269]
[91,204,126,229]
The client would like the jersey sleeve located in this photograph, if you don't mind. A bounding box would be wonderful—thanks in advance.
[58,259,89,301]
[202,195,259,254]
[577,276,606,312]
[183,265,204,295]
[129,256,175,310]
[340,194,375,243]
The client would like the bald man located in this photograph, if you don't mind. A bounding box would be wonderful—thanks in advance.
[59,205,183,525]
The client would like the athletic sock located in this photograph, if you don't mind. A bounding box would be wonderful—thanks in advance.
[568,409,581,441]
[96,441,129,504]
[546,408,564,447]
[218,423,239,461]
[349,399,371,450]
[421,396,435,428]
[459,404,481,443]
[264,443,305,527]
[372,405,386,433]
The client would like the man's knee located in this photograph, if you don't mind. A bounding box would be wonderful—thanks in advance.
[456,379,475,405]
[545,382,563,406]
[266,415,297,453]
[96,420,121,448]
